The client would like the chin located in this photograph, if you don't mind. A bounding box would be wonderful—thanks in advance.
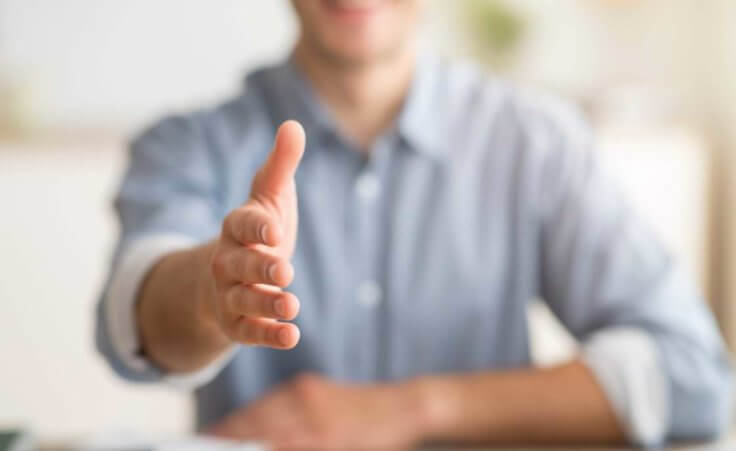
[328,40,396,63]
[293,0,417,64]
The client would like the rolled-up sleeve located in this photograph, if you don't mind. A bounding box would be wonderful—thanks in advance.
[533,104,733,446]
[96,114,228,384]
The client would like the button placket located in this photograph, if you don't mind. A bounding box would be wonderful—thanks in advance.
[345,136,394,379]
[355,171,380,201]
[357,280,382,308]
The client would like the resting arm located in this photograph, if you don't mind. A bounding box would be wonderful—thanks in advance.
[531,103,733,445]
[411,359,625,446]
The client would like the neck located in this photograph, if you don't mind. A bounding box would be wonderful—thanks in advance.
[293,39,416,151]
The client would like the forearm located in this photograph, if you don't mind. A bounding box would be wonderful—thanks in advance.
[411,359,625,446]
[136,240,230,373]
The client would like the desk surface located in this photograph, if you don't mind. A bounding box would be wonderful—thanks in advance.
[39,434,736,451]
[464,442,732,451]
[427,437,736,451]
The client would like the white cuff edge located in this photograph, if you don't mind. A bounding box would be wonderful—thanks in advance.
[582,328,670,446]
[105,234,237,389]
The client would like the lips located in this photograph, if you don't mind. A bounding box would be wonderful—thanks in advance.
[322,0,385,22]
[328,0,383,10]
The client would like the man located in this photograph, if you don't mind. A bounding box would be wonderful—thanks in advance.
[97,0,732,448]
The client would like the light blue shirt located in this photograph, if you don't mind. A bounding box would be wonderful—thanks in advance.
[96,55,732,446]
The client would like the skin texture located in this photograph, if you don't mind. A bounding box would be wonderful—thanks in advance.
[137,121,305,372]
[290,0,420,149]
[208,373,427,449]
[290,0,423,66]
[135,0,627,446]
[208,362,623,450]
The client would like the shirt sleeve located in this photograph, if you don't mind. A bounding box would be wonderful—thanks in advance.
[103,234,238,389]
[531,101,733,446]
[96,114,234,386]
[581,328,669,445]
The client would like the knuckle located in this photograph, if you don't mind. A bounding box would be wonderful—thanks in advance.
[241,208,257,231]
[210,253,228,279]
[245,320,265,345]
[242,290,261,317]
[292,373,322,398]
[244,251,260,281]
[258,295,273,317]
[259,323,272,344]
[250,257,264,282]
[226,207,253,241]
[260,257,273,281]
[230,249,250,280]
[238,288,252,314]
[222,316,240,342]
[222,211,238,237]
[226,286,243,312]
[238,320,255,344]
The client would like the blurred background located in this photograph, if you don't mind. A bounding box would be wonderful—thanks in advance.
[1,0,735,444]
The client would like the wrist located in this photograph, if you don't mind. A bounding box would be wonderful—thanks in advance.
[400,376,451,444]
[403,375,461,443]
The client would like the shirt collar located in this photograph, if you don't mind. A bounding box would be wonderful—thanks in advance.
[244,52,447,160]
[395,52,447,159]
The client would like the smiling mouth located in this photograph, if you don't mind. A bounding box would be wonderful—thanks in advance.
[322,0,386,23]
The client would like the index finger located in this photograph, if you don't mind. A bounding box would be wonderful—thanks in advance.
[226,205,282,246]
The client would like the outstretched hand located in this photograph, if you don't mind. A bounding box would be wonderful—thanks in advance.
[207,120,305,349]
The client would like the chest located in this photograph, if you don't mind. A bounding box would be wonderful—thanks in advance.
[282,143,539,379]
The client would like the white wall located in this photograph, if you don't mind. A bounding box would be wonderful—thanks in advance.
[0,0,717,132]
[0,2,297,439]
[0,0,297,133]
[0,0,453,135]
[0,141,192,441]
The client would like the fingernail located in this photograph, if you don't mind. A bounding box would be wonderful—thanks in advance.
[274,297,286,316]
[259,223,269,243]
[267,263,278,282]
[278,327,292,346]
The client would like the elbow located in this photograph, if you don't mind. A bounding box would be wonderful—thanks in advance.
[667,354,734,441]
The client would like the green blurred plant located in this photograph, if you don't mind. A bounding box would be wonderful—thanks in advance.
[466,0,526,68]
[0,72,37,138]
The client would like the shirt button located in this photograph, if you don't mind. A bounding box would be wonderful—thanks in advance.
[357,280,382,308]
[355,172,380,201]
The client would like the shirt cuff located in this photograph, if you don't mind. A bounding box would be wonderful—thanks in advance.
[104,234,237,389]
[581,328,670,447]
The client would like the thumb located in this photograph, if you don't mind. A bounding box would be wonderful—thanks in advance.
[252,120,306,198]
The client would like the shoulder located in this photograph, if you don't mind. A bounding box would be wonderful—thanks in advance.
[441,58,590,147]
[444,60,593,179]
[510,86,592,155]
[129,76,273,162]
[437,60,596,212]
